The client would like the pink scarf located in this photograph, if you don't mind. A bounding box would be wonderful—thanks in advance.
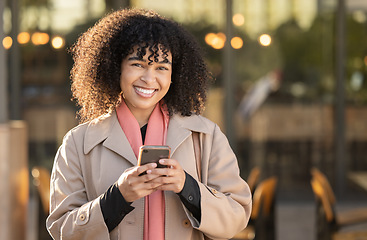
[116,100,169,240]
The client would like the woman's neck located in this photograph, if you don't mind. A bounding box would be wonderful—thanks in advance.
[137,118,148,128]
[128,106,156,128]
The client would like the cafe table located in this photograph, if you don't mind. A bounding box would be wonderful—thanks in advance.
[348,171,367,192]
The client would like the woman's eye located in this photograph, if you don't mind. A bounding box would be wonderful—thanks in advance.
[157,66,169,71]
[132,63,143,68]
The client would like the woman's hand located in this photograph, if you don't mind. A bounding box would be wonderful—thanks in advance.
[148,159,186,193]
[117,163,163,202]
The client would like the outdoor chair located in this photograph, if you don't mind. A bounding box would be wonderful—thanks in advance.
[310,168,367,240]
[232,176,278,240]
[247,166,261,194]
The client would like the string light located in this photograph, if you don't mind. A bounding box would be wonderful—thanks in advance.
[233,14,245,26]
[231,37,243,49]
[51,36,65,49]
[31,32,49,45]
[259,34,272,46]
[18,32,30,44]
[205,32,226,50]
[2,36,13,49]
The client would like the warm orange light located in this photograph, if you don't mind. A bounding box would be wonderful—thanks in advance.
[51,36,65,49]
[18,32,30,44]
[217,32,226,42]
[231,37,243,49]
[259,34,272,46]
[212,37,225,50]
[233,14,245,26]
[205,32,226,50]
[31,32,50,45]
[2,36,13,49]
[205,33,217,46]
[364,56,367,66]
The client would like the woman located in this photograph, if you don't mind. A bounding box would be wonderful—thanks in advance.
[46,8,251,240]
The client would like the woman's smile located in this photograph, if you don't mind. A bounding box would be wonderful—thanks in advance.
[134,86,157,97]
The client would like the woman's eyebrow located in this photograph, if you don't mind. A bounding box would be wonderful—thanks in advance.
[161,59,172,65]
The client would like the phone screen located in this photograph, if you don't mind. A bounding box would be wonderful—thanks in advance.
[138,145,171,168]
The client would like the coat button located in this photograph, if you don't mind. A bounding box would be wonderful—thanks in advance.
[212,189,218,194]
[182,219,190,228]
[79,214,86,221]
[188,195,193,201]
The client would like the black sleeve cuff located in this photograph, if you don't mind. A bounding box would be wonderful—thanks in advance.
[100,182,135,232]
[177,171,201,222]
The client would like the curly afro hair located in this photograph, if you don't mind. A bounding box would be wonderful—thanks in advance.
[70,8,212,123]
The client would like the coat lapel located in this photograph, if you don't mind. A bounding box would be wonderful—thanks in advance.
[166,117,191,156]
[167,114,211,156]
[83,112,137,166]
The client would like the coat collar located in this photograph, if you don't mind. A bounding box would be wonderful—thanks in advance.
[83,111,211,165]
[166,113,211,154]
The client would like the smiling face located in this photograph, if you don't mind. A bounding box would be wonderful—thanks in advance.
[120,46,172,123]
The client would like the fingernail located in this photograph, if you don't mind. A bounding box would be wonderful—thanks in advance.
[146,170,152,174]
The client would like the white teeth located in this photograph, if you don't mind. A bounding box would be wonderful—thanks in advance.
[135,87,155,94]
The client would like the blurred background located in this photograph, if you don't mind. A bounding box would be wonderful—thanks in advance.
[1,0,367,240]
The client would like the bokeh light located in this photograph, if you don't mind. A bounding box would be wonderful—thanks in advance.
[233,13,245,26]
[31,32,50,45]
[205,32,226,50]
[51,36,65,49]
[231,37,243,49]
[2,36,13,49]
[205,33,217,46]
[18,32,30,44]
[258,34,272,46]
[217,32,226,42]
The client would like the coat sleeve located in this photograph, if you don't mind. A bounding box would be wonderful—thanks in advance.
[46,130,110,240]
[193,124,252,239]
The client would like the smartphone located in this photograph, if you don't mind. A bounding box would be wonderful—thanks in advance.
[138,145,171,171]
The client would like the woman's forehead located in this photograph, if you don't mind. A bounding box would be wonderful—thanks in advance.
[128,45,172,59]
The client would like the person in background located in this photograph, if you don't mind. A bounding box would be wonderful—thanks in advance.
[46,8,252,240]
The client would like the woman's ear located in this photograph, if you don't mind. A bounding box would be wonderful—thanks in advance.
[120,91,125,99]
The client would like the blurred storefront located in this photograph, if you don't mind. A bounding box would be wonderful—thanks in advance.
[1,0,367,238]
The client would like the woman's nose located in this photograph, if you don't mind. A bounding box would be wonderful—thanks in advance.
[140,68,156,83]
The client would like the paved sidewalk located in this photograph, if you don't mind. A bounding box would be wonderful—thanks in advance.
[276,201,315,240]
[276,201,367,240]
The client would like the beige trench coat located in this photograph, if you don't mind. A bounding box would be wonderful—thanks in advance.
[46,112,252,240]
